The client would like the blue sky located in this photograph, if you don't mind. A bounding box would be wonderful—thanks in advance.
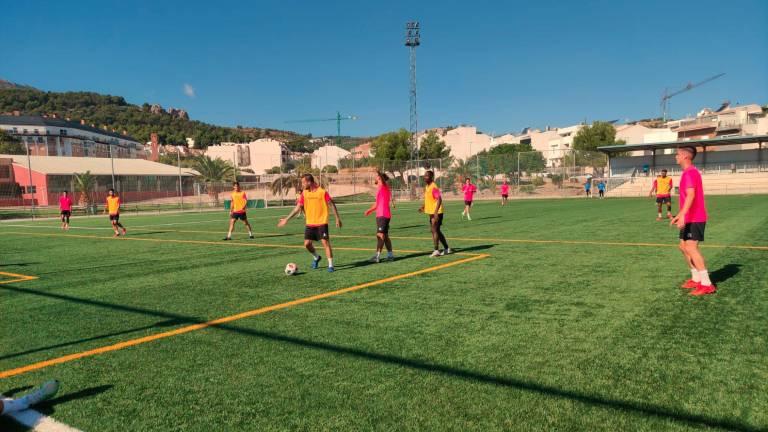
[1,0,766,137]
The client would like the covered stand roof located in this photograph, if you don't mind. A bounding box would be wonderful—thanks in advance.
[597,135,768,154]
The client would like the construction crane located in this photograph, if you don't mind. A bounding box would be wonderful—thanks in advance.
[285,112,358,189]
[661,73,725,121]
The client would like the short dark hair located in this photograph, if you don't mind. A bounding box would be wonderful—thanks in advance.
[233,181,240,187]
[377,171,389,183]
[661,169,667,173]
[108,188,115,193]
[465,177,471,182]
[680,146,697,160]
[302,173,315,183]
[425,170,434,178]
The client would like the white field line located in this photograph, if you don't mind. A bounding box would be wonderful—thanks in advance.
[1,399,83,432]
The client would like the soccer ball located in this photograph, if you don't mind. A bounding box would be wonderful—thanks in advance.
[284,263,298,276]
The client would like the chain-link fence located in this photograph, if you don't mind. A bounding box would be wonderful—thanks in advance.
[3,148,767,220]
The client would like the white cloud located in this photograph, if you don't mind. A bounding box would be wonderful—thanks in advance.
[183,83,196,98]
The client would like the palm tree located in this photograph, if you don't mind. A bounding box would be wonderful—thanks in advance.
[192,156,235,205]
[73,171,97,208]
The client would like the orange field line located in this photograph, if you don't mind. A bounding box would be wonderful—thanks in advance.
[0,271,38,285]
[0,253,490,379]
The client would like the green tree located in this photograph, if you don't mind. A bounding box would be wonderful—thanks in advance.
[0,130,24,154]
[191,156,236,204]
[569,122,625,173]
[372,129,413,161]
[73,171,97,208]
[418,130,451,160]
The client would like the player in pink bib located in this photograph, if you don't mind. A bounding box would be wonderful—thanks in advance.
[669,147,715,296]
[500,180,510,206]
[461,177,477,220]
[59,190,73,230]
[364,171,395,262]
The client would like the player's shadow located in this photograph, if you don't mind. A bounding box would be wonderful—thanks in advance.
[1,284,764,432]
[35,385,113,416]
[710,264,742,284]
[333,244,496,270]
[475,216,501,220]
[1,386,33,397]
[0,262,40,267]
[0,319,184,361]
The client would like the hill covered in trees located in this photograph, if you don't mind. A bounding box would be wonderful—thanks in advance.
[0,85,305,148]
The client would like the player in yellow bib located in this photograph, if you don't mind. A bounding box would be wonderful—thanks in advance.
[418,170,451,257]
[223,182,254,240]
[278,174,343,272]
[104,189,127,236]
[649,169,674,221]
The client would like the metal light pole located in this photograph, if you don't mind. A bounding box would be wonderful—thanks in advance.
[177,147,184,208]
[109,144,116,190]
[24,139,36,218]
[405,21,420,186]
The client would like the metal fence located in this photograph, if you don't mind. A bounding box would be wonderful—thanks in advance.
[2,148,767,220]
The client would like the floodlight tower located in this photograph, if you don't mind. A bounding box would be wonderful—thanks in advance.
[405,21,420,161]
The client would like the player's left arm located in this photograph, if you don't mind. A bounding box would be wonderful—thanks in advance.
[671,187,695,229]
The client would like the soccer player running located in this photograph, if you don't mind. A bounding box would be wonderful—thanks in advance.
[500,179,510,206]
[59,190,72,230]
[419,170,451,257]
[223,181,254,240]
[461,177,477,220]
[278,174,342,272]
[1,380,59,416]
[670,147,715,296]
[364,171,394,263]
[105,189,126,237]
[649,169,674,221]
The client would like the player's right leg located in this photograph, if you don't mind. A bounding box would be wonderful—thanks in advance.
[1,380,59,415]
[679,239,700,288]
[223,217,236,240]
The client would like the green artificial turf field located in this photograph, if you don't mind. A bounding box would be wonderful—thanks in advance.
[1,196,767,431]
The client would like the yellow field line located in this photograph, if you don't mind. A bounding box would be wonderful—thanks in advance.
[0,231,485,257]
[0,271,38,285]
[0,253,490,379]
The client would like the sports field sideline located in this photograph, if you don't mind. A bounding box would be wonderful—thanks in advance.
[1,196,767,431]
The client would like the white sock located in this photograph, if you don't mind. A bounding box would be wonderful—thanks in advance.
[375,251,381,258]
[1,397,29,414]
[327,258,333,267]
[691,269,701,282]
[248,230,253,236]
[658,213,662,218]
[698,270,712,286]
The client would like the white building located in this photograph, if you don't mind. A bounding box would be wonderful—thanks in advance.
[0,114,144,159]
[205,138,288,175]
[311,145,351,169]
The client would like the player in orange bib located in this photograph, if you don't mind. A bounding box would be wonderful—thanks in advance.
[105,189,127,236]
[223,181,254,240]
[649,169,674,221]
[278,174,342,272]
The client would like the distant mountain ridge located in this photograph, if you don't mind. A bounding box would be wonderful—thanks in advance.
[0,79,306,148]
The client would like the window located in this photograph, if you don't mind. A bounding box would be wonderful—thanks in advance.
[0,165,10,179]
[23,185,37,194]
[60,129,68,136]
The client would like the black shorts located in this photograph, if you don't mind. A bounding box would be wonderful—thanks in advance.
[231,212,247,221]
[109,214,120,221]
[376,217,390,234]
[598,190,604,195]
[61,210,71,217]
[501,194,508,199]
[305,224,330,241]
[679,222,706,242]
[429,213,444,228]
[464,200,473,206]
[656,196,672,204]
